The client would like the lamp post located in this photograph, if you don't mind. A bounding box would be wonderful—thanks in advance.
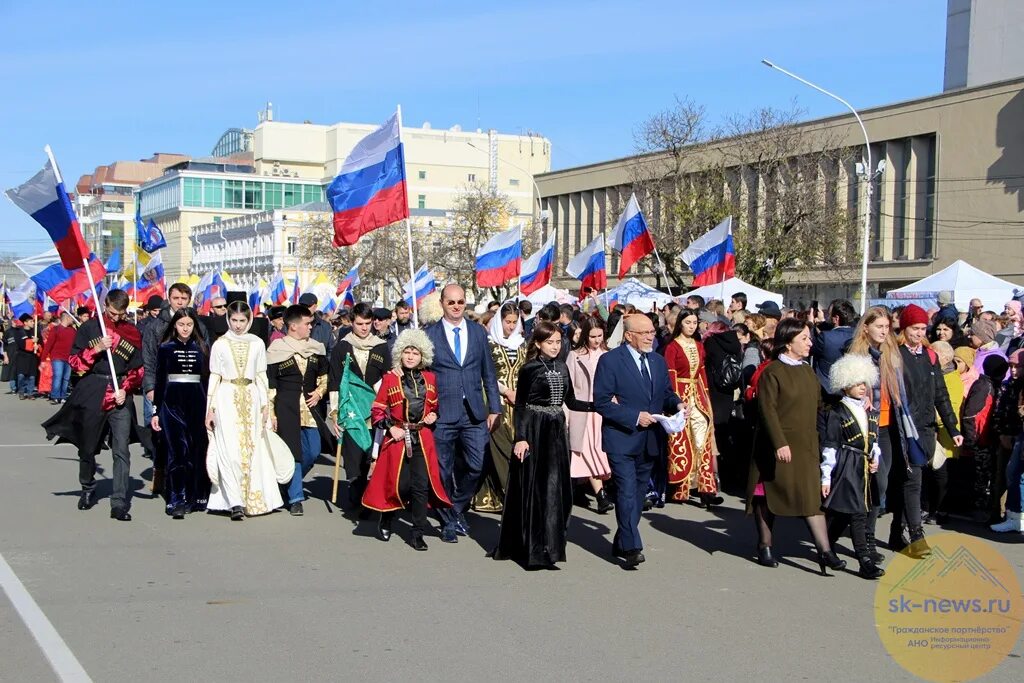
[761,59,875,313]
[466,141,550,229]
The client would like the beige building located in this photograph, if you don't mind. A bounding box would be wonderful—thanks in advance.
[73,153,189,264]
[139,106,551,282]
[536,77,1024,306]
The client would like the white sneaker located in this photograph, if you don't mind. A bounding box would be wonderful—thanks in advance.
[990,510,1024,533]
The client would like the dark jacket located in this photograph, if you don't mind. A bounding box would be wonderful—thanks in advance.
[812,325,854,390]
[142,306,209,393]
[424,320,501,423]
[703,330,742,424]
[593,344,681,456]
[311,315,335,355]
[899,345,960,437]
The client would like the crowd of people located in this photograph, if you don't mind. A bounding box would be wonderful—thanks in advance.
[2,281,1022,573]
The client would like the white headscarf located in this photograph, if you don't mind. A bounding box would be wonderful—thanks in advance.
[224,302,255,340]
[487,302,525,350]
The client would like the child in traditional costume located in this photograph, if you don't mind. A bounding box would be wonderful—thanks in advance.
[362,329,451,551]
[821,354,885,579]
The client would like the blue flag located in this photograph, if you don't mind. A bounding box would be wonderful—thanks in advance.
[104,248,121,274]
[136,203,166,253]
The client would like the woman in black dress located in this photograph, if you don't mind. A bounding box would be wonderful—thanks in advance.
[492,321,594,569]
[151,309,211,519]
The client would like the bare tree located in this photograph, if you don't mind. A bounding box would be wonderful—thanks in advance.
[630,99,857,290]
[432,183,519,301]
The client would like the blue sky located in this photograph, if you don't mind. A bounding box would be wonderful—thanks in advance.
[0,0,946,256]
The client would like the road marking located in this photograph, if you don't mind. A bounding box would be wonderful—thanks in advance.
[0,551,92,682]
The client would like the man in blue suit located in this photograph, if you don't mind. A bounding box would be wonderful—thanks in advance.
[594,313,684,569]
[425,284,502,543]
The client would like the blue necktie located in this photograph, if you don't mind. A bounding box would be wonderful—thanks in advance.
[640,352,653,397]
[453,327,462,365]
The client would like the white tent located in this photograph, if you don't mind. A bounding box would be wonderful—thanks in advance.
[606,278,675,310]
[524,284,573,306]
[685,277,783,308]
[887,260,1023,312]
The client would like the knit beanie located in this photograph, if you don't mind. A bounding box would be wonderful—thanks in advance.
[970,319,997,345]
[982,354,1009,380]
[899,304,929,330]
[1006,300,1022,319]
[954,346,976,368]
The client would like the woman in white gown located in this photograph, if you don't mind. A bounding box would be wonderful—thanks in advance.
[205,302,294,519]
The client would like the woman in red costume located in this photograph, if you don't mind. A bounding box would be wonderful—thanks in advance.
[663,308,718,506]
[362,329,451,551]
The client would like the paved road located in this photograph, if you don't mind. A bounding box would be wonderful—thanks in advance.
[0,394,1021,682]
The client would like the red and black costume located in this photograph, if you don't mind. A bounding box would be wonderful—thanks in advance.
[362,370,450,538]
[42,315,145,514]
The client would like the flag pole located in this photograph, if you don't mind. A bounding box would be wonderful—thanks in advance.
[396,105,419,328]
[44,145,121,390]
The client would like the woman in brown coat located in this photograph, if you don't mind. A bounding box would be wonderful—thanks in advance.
[748,318,846,575]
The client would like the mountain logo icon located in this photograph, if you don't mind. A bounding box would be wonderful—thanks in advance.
[889,545,1009,595]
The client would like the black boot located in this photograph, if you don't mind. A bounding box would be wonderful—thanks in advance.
[230,506,244,521]
[888,528,910,553]
[171,505,186,520]
[411,532,428,551]
[817,550,847,575]
[858,556,886,580]
[906,527,931,559]
[699,492,724,510]
[376,515,392,542]
[77,489,95,511]
[865,533,885,565]
[756,546,779,568]
[595,488,614,514]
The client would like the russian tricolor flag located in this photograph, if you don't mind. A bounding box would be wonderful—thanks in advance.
[336,262,361,296]
[683,216,736,286]
[327,111,409,247]
[610,193,656,278]
[14,248,106,303]
[566,235,607,297]
[194,270,227,315]
[475,225,522,288]
[520,230,555,297]
[403,263,436,306]
[133,250,166,301]
[290,277,301,305]
[8,279,37,319]
[5,149,90,270]
[268,273,288,305]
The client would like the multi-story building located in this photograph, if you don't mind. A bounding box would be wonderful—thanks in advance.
[945,0,1024,91]
[536,76,1024,306]
[74,153,188,263]
[139,109,551,282]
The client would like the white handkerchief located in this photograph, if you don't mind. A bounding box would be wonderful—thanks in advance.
[652,411,687,435]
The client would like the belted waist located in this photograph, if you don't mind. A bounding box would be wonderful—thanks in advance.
[168,374,201,383]
[526,404,563,415]
[228,378,253,385]
[399,422,424,431]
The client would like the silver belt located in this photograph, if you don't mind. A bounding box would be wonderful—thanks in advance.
[167,374,201,383]
[526,404,563,415]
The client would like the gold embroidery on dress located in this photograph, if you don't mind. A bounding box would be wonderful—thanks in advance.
[229,342,267,515]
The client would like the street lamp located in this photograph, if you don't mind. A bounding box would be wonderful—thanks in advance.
[761,59,877,313]
[466,141,551,227]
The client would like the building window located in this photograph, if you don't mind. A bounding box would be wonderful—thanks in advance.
[264,182,283,209]
[418,170,426,180]
[183,177,203,207]
[467,173,476,182]
[204,178,224,208]
[922,135,936,259]
[302,185,321,204]
[417,194,426,209]
[509,178,520,187]
[284,183,303,207]
[286,236,297,256]
[224,180,244,209]
[243,181,263,210]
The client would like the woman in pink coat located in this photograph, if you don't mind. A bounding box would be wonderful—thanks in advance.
[566,316,614,514]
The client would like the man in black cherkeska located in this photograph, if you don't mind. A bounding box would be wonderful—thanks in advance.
[42,289,145,521]
[267,305,329,516]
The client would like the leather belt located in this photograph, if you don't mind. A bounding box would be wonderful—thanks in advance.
[527,404,563,415]
[229,378,253,385]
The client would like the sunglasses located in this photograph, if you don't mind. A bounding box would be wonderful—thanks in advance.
[212,304,227,310]
[445,300,466,305]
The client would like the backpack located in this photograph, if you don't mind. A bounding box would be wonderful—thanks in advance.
[743,359,773,403]
[712,354,743,393]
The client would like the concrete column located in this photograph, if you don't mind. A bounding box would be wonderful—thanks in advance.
[909,136,931,260]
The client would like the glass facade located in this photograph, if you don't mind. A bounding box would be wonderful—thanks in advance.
[181,176,323,211]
